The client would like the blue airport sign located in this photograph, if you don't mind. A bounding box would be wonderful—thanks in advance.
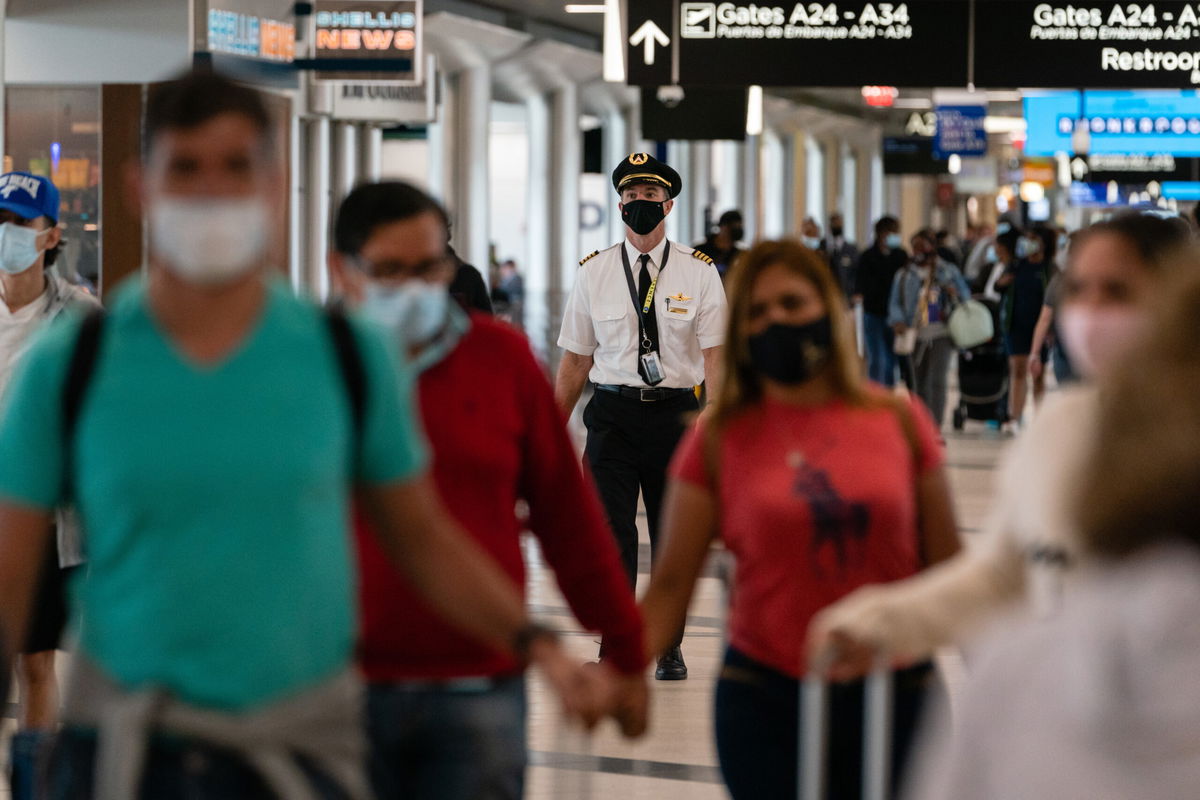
[1025,91,1200,156]
[934,105,987,158]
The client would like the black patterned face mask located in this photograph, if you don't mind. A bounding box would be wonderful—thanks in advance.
[748,317,834,385]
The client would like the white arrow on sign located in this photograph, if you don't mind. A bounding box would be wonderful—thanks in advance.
[629,20,670,66]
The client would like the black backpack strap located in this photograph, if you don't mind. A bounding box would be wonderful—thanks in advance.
[324,307,367,473]
[61,309,107,500]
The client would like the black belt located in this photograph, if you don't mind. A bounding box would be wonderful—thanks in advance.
[593,384,693,403]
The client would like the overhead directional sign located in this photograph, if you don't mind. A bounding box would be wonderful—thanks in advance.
[976,1,1200,89]
[627,0,675,86]
[625,1,969,87]
[630,19,671,65]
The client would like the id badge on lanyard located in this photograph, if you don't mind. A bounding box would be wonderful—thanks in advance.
[622,244,670,386]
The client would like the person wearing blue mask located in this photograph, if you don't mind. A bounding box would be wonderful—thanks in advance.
[0,171,99,800]
[853,216,908,387]
[0,71,608,800]
[327,181,649,800]
[995,225,1056,432]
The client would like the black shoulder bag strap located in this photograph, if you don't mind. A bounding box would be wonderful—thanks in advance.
[61,309,107,502]
[323,307,368,475]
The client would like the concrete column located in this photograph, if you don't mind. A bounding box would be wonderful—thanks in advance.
[451,64,492,273]
[690,140,713,242]
[525,93,552,361]
[357,124,382,183]
[839,140,858,241]
[780,133,796,236]
[823,136,841,232]
[666,140,687,245]
[716,141,742,220]
[289,113,304,292]
[741,134,761,244]
[427,69,453,200]
[761,130,786,239]
[869,142,885,232]
[548,82,580,370]
[332,121,358,209]
[305,116,332,300]
[0,0,7,163]
[792,132,809,232]
[603,108,629,244]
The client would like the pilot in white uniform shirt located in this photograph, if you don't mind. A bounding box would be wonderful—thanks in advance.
[555,152,726,682]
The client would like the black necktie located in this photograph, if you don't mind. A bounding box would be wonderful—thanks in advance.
[637,253,661,384]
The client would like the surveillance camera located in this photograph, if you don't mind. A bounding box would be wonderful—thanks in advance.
[656,85,685,108]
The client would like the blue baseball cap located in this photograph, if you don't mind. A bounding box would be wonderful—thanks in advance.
[0,172,60,224]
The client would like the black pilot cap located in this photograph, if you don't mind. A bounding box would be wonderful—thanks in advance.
[612,153,682,199]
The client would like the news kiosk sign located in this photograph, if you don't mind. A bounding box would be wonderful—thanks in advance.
[314,0,422,83]
[202,1,296,62]
[976,2,1200,88]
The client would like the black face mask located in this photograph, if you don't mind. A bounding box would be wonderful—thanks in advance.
[831,226,844,238]
[729,225,745,242]
[622,200,666,236]
[748,318,834,385]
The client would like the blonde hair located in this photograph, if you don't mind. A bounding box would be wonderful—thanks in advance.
[710,239,869,431]
[1078,250,1200,558]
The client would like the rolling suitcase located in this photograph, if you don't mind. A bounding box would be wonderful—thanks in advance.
[801,654,895,800]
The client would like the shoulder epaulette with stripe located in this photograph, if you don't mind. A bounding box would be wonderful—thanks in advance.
[691,249,715,265]
[579,251,600,266]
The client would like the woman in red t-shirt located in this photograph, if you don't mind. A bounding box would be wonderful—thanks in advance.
[640,239,961,799]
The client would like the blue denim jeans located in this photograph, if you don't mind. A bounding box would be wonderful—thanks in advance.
[43,727,349,799]
[367,676,527,800]
[863,313,897,387]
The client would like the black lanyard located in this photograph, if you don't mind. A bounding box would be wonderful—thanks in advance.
[620,242,671,352]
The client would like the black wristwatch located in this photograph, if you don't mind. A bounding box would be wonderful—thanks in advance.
[512,622,559,665]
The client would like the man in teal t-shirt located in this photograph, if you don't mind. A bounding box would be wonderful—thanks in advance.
[0,71,609,799]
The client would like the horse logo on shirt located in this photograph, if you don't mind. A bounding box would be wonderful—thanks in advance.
[794,465,871,575]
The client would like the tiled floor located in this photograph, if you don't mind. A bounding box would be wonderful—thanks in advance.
[2,395,1016,800]
[522,415,1012,799]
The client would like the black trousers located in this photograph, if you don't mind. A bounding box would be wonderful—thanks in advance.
[583,388,698,648]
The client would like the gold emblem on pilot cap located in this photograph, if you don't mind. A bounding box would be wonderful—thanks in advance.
[628,153,650,165]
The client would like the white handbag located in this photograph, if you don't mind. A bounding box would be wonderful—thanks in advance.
[893,328,917,356]
[948,299,995,350]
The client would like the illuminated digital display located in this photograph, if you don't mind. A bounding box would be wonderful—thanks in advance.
[314,0,421,82]
[207,8,295,61]
[976,2,1200,88]
[1025,91,1200,156]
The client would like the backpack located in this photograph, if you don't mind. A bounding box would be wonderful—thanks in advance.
[60,306,368,496]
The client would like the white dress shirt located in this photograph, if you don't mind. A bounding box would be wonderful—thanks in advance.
[558,238,727,389]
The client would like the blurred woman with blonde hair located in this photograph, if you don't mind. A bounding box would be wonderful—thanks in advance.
[912,259,1200,800]
[639,239,961,799]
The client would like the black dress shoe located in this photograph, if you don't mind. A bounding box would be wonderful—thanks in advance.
[655,647,688,681]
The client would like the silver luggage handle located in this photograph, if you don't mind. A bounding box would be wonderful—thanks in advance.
[801,651,894,800]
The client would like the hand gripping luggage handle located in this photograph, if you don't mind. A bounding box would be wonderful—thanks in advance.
[801,651,893,800]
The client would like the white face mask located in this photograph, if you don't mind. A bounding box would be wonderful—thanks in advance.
[0,222,49,275]
[1058,305,1145,379]
[360,280,450,346]
[150,197,270,285]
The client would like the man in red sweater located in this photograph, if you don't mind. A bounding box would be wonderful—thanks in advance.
[328,182,648,800]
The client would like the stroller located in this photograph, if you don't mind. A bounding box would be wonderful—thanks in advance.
[952,297,1009,431]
